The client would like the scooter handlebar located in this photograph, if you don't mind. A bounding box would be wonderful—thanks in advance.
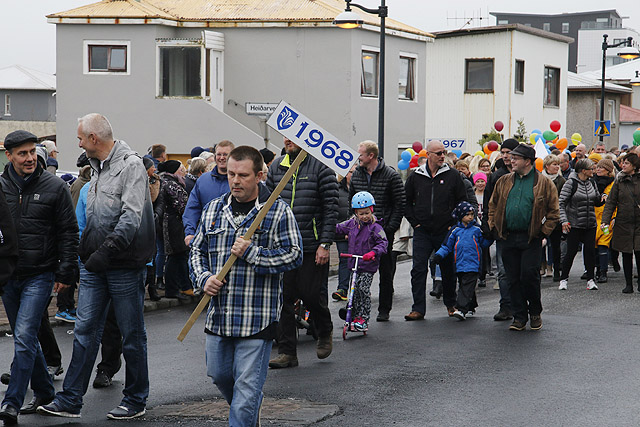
[340,253,363,259]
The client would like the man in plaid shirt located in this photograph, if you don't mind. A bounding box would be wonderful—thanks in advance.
[189,146,302,426]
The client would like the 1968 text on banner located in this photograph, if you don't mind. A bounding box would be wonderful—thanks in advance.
[267,101,359,175]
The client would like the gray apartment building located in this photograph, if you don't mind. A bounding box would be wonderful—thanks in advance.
[490,9,623,72]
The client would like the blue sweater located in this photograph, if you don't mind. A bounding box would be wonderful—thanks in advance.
[435,222,492,273]
[182,166,230,236]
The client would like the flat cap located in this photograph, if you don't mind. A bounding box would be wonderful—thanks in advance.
[3,130,38,150]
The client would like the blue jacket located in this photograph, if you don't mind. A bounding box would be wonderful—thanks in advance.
[182,166,230,236]
[435,222,492,273]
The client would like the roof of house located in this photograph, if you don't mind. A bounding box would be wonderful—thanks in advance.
[567,71,632,93]
[490,9,621,19]
[620,104,640,123]
[580,58,640,81]
[433,24,573,44]
[47,0,433,38]
[0,65,56,91]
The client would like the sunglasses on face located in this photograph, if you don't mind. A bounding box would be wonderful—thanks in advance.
[429,150,447,156]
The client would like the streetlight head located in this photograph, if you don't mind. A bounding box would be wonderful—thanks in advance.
[631,71,640,87]
[333,10,364,29]
[617,45,640,60]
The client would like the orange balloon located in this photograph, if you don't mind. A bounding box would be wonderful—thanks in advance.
[556,138,568,150]
[535,158,543,172]
[418,149,428,158]
[571,151,576,158]
[483,143,492,155]
[551,137,558,145]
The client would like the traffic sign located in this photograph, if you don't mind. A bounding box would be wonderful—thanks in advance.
[594,120,611,137]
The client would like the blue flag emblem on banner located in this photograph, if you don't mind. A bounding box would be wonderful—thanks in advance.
[277,107,298,131]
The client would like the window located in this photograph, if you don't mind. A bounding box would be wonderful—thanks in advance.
[515,60,525,93]
[543,23,551,32]
[544,66,560,107]
[4,94,9,116]
[608,99,616,123]
[562,23,569,33]
[361,50,379,97]
[465,59,494,93]
[89,45,127,72]
[498,19,508,25]
[158,46,202,97]
[398,56,415,100]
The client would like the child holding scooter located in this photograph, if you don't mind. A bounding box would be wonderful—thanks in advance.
[335,191,388,332]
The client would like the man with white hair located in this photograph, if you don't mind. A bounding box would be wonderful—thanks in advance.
[38,113,154,420]
[40,140,59,174]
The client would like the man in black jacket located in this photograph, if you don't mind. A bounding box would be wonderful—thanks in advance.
[266,138,338,369]
[349,140,405,321]
[0,190,18,294]
[404,140,467,320]
[0,130,78,425]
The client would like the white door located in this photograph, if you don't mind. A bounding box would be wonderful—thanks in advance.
[209,50,223,110]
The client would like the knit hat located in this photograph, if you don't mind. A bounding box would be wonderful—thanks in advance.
[588,153,602,163]
[451,201,475,221]
[473,172,487,184]
[501,138,519,151]
[259,148,275,165]
[61,173,76,186]
[142,156,155,171]
[190,146,205,158]
[35,146,47,169]
[597,159,614,173]
[3,130,38,150]
[510,144,536,162]
[158,160,181,174]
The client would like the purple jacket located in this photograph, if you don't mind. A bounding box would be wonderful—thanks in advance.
[336,217,388,273]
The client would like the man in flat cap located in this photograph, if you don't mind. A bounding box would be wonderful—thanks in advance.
[488,144,559,332]
[0,130,78,425]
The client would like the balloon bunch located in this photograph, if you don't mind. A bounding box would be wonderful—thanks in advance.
[398,141,427,170]
[633,128,640,146]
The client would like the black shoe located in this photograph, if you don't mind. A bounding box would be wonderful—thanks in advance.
[612,259,621,272]
[478,279,486,288]
[147,285,161,301]
[92,370,112,388]
[580,271,588,280]
[376,312,390,322]
[493,310,513,321]
[0,404,18,425]
[155,277,165,290]
[338,307,347,320]
[0,372,9,385]
[429,280,442,298]
[597,273,608,283]
[623,285,634,294]
[20,395,54,415]
[165,293,189,301]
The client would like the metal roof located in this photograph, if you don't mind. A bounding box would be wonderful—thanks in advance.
[580,58,640,82]
[567,71,631,93]
[433,24,573,44]
[47,0,433,38]
[0,65,56,91]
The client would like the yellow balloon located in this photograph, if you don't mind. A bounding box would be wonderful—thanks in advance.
[407,148,416,156]
[571,133,582,145]
[529,134,537,144]
[474,150,485,158]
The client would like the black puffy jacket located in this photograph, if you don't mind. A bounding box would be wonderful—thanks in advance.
[350,158,406,235]
[266,152,338,252]
[0,189,18,288]
[1,164,78,283]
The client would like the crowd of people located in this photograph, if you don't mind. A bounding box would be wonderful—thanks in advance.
[1,114,639,426]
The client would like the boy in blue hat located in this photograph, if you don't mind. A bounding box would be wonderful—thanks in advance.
[434,201,492,320]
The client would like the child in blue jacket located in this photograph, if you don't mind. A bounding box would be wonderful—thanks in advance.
[434,201,492,320]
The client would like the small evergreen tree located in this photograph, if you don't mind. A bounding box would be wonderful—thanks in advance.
[513,118,527,142]
[477,128,503,149]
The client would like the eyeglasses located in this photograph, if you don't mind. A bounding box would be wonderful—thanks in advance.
[429,150,447,157]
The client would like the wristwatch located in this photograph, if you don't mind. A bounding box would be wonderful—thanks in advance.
[320,243,331,250]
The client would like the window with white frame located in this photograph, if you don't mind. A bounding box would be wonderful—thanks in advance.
[83,41,131,75]
[158,45,202,97]
[543,23,551,32]
[562,23,569,33]
[544,66,560,107]
[399,55,416,100]
[361,50,379,97]
[608,99,616,123]
[4,94,10,116]
[465,59,494,92]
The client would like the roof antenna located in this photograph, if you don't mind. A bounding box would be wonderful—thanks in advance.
[446,8,490,30]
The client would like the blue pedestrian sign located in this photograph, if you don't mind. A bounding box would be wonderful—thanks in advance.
[594,120,611,137]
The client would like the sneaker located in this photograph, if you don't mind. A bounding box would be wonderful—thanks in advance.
[37,401,81,418]
[509,320,527,331]
[54,310,76,323]
[452,310,465,321]
[493,310,512,321]
[477,279,486,288]
[92,370,112,388]
[352,317,368,332]
[558,279,568,290]
[586,279,598,290]
[332,289,347,301]
[530,315,542,330]
[268,353,298,369]
[107,405,146,420]
[47,365,64,379]
[68,308,77,316]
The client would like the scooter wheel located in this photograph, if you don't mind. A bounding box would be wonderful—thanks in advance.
[342,324,348,340]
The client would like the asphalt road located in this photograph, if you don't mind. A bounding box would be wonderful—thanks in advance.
[2,258,640,426]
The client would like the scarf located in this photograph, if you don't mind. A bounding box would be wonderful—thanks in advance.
[542,169,559,181]
[594,175,614,194]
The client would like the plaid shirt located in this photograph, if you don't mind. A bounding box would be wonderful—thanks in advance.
[189,188,302,337]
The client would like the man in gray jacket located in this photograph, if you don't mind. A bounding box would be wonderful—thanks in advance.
[38,114,154,421]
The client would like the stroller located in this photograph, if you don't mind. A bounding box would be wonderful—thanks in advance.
[340,253,367,340]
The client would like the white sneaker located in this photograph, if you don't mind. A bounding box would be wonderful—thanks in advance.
[558,280,568,290]
[586,279,598,290]
[452,310,466,321]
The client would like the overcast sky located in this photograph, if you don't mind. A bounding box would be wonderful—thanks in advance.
[1,0,639,75]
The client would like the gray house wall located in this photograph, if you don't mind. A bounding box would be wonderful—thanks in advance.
[0,89,55,122]
[567,90,622,149]
[55,23,426,169]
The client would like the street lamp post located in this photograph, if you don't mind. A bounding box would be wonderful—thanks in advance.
[599,35,640,142]
[334,0,388,158]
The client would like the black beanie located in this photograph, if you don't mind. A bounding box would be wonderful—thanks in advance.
[501,138,519,151]
[158,160,181,174]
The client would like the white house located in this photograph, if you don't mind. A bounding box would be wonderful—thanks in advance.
[47,0,432,169]
[576,27,640,73]
[425,24,571,154]
[580,58,640,110]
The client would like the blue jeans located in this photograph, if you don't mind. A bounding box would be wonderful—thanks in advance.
[1,273,56,409]
[336,240,350,292]
[206,335,272,427]
[55,264,149,412]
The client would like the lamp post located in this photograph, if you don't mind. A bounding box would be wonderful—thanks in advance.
[599,35,640,142]
[334,0,388,158]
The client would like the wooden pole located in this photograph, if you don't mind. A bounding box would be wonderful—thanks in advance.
[177,150,308,342]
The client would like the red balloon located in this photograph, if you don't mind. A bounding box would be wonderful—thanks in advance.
[494,121,504,132]
[412,141,423,152]
[550,120,561,132]
[487,140,499,151]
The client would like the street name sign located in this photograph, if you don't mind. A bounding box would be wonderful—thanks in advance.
[246,102,279,116]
